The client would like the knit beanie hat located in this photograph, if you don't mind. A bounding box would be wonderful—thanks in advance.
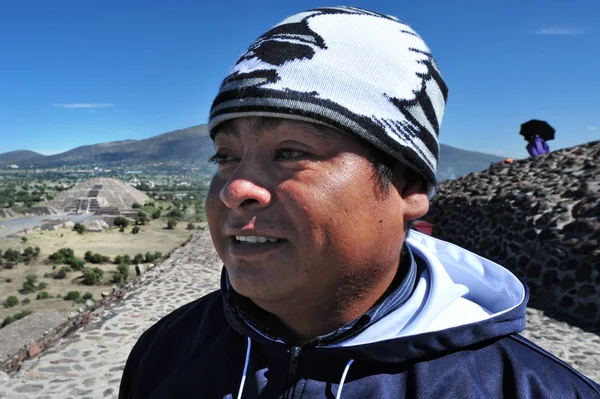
[208,6,448,197]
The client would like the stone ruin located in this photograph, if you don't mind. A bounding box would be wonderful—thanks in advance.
[0,208,17,218]
[426,140,599,328]
[46,177,149,215]
[24,206,57,216]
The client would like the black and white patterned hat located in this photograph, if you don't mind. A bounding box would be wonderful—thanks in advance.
[209,6,448,197]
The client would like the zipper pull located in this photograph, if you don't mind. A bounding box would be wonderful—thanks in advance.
[288,346,301,380]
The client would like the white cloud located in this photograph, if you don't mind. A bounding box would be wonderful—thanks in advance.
[52,103,114,109]
[535,27,585,35]
[586,126,597,131]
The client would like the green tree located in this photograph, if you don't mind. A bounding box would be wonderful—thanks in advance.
[112,264,130,283]
[73,223,85,234]
[151,209,161,219]
[144,252,155,263]
[167,219,177,230]
[133,253,144,264]
[114,217,130,228]
[137,212,149,225]
[4,248,20,262]
[21,236,28,243]
[132,226,140,234]
[132,202,141,209]
[167,208,183,218]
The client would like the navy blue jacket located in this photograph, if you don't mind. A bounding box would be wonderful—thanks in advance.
[119,232,600,398]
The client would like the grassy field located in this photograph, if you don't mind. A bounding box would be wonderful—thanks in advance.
[0,221,193,320]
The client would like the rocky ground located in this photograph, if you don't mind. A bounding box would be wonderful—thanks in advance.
[0,230,598,398]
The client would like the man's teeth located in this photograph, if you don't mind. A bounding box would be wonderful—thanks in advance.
[235,236,279,243]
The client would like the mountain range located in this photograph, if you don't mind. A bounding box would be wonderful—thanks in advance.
[0,125,504,180]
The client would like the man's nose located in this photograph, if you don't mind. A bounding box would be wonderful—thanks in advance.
[219,172,272,213]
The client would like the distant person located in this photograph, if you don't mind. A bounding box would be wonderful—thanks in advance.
[526,134,550,158]
[119,6,599,398]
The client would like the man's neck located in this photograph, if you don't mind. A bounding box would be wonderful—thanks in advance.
[245,248,412,346]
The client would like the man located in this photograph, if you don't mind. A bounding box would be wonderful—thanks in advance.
[120,6,599,398]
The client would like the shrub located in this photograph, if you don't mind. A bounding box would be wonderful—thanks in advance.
[14,310,32,321]
[22,282,36,293]
[123,255,131,265]
[154,251,163,260]
[34,247,40,258]
[132,226,140,234]
[82,267,104,285]
[6,278,12,283]
[64,291,81,302]
[3,262,16,270]
[132,202,141,209]
[144,252,155,263]
[65,257,85,271]
[1,310,33,328]
[151,209,161,219]
[82,292,93,301]
[1,316,15,327]
[3,296,19,308]
[61,266,72,273]
[53,270,67,279]
[114,217,130,228]
[48,248,75,264]
[112,264,129,283]
[25,274,37,285]
[85,252,110,264]
[73,223,85,234]
[133,253,144,264]
[21,237,27,243]
[23,247,34,257]
[166,219,177,229]
[187,223,195,230]
[36,291,50,300]
[137,212,149,225]
[167,209,183,218]
[37,282,47,291]
[22,298,31,304]
[4,248,20,262]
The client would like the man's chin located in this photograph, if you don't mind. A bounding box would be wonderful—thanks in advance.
[228,272,292,303]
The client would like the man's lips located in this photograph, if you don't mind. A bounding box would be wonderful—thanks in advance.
[227,235,287,258]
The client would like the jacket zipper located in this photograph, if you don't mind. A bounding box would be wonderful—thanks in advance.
[284,346,302,398]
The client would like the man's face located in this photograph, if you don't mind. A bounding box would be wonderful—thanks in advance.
[206,118,414,307]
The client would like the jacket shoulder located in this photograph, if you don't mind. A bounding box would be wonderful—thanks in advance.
[118,290,225,398]
[498,334,600,395]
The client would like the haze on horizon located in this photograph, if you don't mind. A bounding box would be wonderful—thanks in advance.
[1,0,598,159]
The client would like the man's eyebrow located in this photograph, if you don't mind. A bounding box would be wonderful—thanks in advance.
[213,117,339,142]
[288,121,338,143]
[212,123,239,139]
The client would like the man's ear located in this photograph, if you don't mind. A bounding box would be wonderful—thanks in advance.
[400,169,429,221]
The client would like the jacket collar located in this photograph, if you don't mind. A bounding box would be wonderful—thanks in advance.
[221,245,418,347]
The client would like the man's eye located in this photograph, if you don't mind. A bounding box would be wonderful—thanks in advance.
[208,153,238,165]
[275,148,307,160]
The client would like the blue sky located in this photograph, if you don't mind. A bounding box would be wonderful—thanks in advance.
[1,0,598,159]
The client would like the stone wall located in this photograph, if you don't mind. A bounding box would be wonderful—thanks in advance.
[426,140,599,328]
